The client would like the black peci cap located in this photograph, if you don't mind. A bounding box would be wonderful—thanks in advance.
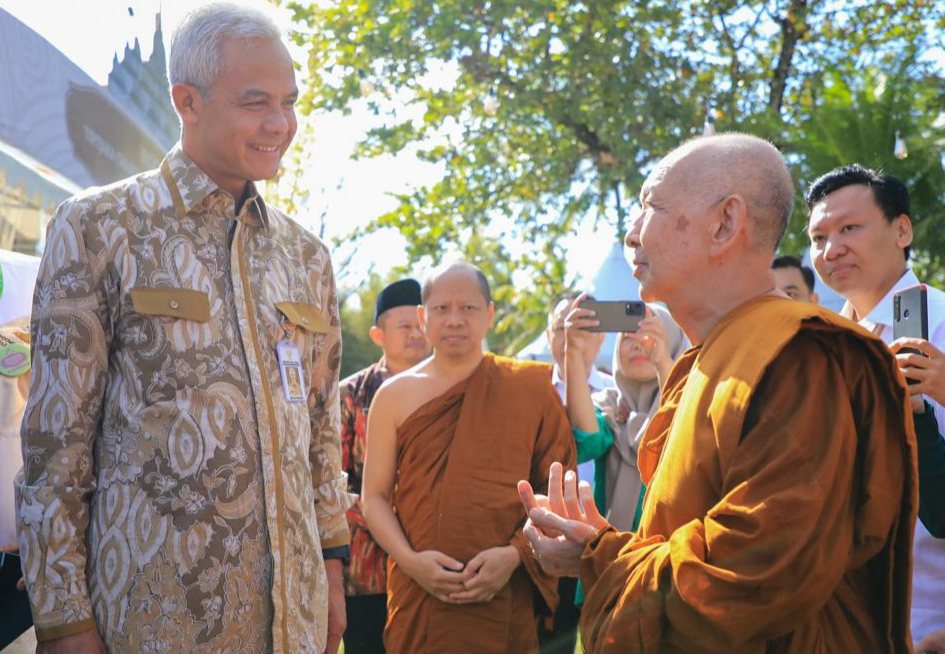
[374,278,422,324]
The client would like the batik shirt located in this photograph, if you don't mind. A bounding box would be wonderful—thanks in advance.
[17,145,351,653]
[340,358,390,595]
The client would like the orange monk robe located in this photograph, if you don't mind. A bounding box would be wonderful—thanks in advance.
[385,353,576,654]
[579,296,917,653]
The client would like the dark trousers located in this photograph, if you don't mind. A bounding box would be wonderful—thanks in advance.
[0,552,33,650]
[538,577,580,653]
[344,593,387,654]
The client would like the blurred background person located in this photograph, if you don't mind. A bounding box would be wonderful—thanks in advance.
[539,290,612,653]
[772,254,819,304]
[563,299,686,532]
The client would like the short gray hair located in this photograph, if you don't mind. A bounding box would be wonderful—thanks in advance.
[168,2,282,96]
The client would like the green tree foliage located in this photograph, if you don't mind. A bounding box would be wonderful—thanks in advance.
[281,0,945,352]
[338,272,386,378]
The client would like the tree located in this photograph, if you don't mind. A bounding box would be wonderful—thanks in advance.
[280,0,945,352]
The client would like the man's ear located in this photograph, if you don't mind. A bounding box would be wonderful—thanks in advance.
[810,291,820,305]
[895,214,914,251]
[708,194,748,257]
[171,83,203,126]
[487,302,496,327]
[368,325,384,348]
[417,305,427,333]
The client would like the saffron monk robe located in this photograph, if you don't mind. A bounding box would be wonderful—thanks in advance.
[519,134,917,654]
[362,262,576,654]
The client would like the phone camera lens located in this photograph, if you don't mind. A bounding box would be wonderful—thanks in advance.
[904,308,911,319]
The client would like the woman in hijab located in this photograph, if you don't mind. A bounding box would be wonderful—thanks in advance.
[563,297,687,531]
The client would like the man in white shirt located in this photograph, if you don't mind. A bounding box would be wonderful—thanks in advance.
[806,163,945,649]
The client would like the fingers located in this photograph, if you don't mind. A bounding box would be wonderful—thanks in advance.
[16,576,25,591]
[518,480,539,514]
[890,337,939,357]
[547,462,567,515]
[896,351,931,370]
[433,551,465,572]
[578,480,608,528]
[529,507,574,537]
[562,470,584,520]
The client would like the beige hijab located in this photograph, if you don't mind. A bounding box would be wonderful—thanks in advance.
[591,304,687,530]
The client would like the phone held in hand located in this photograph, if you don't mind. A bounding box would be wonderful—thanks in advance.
[893,283,928,385]
[578,299,645,333]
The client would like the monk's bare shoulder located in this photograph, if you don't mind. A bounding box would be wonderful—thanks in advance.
[373,361,440,428]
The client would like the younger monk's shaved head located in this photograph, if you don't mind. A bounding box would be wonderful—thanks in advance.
[661,133,794,251]
[421,262,492,305]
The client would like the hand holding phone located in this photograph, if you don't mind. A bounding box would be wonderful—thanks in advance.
[576,299,645,333]
[892,284,928,386]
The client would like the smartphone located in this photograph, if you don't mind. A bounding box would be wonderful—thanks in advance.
[893,283,928,385]
[578,299,645,333]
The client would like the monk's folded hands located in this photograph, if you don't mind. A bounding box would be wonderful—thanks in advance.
[446,545,521,604]
[401,549,467,603]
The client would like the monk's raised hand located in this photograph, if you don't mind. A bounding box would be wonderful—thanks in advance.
[447,545,520,604]
[547,461,569,517]
[517,479,563,538]
[404,549,467,603]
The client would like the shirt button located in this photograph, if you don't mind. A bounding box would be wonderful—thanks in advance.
[169,300,180,310]
[302,317,309,324]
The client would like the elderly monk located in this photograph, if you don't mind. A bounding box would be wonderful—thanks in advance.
[362,262,575,653]
[519,133,917,653]
[17,4,350,653]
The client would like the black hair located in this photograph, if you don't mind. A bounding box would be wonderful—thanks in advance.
[805,163,911,259]
[771,255,815,293]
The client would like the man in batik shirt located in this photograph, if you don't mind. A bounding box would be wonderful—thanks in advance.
[341,278,429,653]
[16,5,350,654]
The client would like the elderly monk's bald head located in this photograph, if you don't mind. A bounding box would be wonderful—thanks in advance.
[654,133,794,251]
[626,133,795,341]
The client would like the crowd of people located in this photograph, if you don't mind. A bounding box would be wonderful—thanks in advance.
[2,2,945,653]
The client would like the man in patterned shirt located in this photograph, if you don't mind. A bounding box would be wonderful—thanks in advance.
[340,277,429,653]
[16,4,350,653]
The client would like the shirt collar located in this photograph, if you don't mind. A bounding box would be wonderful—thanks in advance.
[160,144,270,232]
[840,268,919,330]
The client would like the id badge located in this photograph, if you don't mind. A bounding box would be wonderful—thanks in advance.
[276,340,306,403]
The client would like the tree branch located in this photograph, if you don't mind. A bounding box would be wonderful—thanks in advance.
[768,0,810,113]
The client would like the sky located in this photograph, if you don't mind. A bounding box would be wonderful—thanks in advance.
[0,0,615,292]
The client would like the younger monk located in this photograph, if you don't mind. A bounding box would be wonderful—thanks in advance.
[363,262,575,653]
[520,134,917,653]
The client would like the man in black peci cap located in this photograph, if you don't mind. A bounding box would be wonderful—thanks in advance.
[339,278,430,653]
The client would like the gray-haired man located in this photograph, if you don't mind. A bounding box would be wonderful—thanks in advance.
[18,3,350,653]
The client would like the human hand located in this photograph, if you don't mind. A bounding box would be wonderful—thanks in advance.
[917,627,945,653]
[36,629,106,654]
[563,293,602,364]
[517,462,610,576]
[403,549,467,602]
[890,338,945,407]
[628,306,673,382]
[1,542,25,591]
[324,558,345,654]
[446,545,520,604]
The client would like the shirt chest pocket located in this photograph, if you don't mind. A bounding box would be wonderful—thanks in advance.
[129,287,215,352]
